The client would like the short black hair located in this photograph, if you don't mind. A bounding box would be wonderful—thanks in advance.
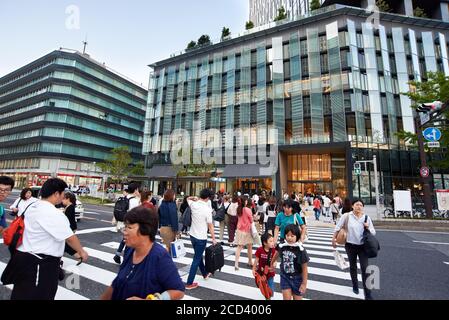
[284,224,301,242]
[199,188,213,200]
[20,188,32,200]
[352,199,365,207]
[261,232,273,246]
[40,178,68,198]
[127,182,140,194]
[64,191,77,205]
[283,199,293,208]
[124,206,158,242]
[0,176,15,189]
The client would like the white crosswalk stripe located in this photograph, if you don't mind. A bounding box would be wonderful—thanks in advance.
[0,225,367,300]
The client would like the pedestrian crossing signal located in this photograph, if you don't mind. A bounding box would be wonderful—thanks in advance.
[354,163,361,176]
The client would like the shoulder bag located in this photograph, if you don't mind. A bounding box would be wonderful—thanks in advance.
[335,213,350,245]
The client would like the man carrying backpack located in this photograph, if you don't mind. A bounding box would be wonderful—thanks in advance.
[1,178,88,300]
[113,182,140,264]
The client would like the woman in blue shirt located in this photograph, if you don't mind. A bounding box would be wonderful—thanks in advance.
[101,206,185,300]
[274,199,307,243]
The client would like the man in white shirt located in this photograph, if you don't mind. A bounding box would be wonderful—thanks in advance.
[185,189,217,290]
[1,178,88,300]
[113,182,140,264]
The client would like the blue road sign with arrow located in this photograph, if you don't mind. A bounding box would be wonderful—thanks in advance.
[423,127,442,142]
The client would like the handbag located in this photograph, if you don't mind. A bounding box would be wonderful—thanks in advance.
[170,239,186,259]
[333,250,349,270]
[335,213,350,245]
[251,222,261,245]
[293,213,308,242]
[363,216,380,258]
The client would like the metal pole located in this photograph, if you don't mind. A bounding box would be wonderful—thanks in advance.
[415,116,433,218]
[373,155,380,220]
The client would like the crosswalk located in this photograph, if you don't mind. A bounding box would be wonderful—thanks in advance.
[0,223,367,300]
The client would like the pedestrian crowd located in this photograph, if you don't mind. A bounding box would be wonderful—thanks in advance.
[0,175,377,300]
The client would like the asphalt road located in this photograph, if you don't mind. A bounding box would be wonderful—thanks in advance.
[0,191,448,300]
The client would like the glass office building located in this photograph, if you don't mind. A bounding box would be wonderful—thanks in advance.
[0,49,147,188]
[145,0,449,203]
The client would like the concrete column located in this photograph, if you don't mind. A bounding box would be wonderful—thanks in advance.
[404,0,414,16]
[441,2,449,21]
[361,0,375,9]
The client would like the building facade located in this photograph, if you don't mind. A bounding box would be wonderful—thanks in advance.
[0,50,147,188]
[249,0,314,27]
[145,0,449,203]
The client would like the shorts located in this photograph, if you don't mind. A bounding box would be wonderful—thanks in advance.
[280,273,303,296]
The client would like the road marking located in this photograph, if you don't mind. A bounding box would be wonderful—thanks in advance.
[61,256,198,300]
[75,227,116,235]
[413,241,449,245]
[444,262,449,265]
[84,211,101,215]
[377,229,449,235]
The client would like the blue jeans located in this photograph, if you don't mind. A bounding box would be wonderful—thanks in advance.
[314,208,321,220]
[267,277,274,297]
[187,235,208,285]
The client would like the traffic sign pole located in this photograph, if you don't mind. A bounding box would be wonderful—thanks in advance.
[415,116,434,219]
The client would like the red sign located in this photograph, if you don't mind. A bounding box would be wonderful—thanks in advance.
[420,167,430,178]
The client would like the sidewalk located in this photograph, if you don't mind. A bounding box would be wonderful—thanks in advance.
[302,205,449,232]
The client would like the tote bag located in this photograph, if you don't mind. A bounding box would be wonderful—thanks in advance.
[170,239,186,258]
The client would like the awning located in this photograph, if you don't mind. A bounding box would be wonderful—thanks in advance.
[221,164,275,178]
[146,165,177,179]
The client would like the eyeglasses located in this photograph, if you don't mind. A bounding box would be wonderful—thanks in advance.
[0,188,12,193]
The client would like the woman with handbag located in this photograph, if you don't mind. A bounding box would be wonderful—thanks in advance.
[332,199,376,300]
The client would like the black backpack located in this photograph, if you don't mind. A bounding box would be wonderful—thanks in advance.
[113,196,135,222]
[214,204,228,222]
[182,206,192,227]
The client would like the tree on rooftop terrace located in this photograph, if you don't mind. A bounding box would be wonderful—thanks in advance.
[186,41,197,51]
[197,35,212,47]
[414,7,428,18]
[375,0,391,12]
[274,6,287,21]
[310,0,321,11]
[221,27,231,41]
[245,21,254,30]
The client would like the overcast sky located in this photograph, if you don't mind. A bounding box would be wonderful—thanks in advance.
[0,0,249,88]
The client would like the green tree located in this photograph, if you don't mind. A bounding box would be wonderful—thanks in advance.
[221,27,231,41]
[310,0,321,11]
[376,0,391,12]
[245,21,254,30]
[398,72,449,168]
[130,161,145,176]
[414,7,427,18]
[274,6,287,21]
[197,35,212,47]
[186,41,197,51]
[98,147,144,184]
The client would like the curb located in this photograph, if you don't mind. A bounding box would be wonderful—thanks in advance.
[373,221,449,232]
